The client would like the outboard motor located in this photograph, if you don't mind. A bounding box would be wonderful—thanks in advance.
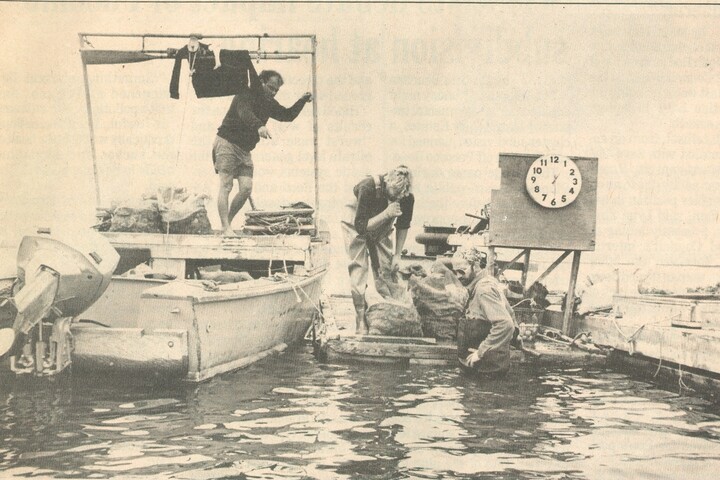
[0,227,119,375]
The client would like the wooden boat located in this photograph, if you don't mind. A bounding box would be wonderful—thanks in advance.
[73,232,328,381]
[313,294,607,368]
[0,33,329,381]
[60,32,329,382]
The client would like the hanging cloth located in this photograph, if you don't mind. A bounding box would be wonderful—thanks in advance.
[169,45,259,99]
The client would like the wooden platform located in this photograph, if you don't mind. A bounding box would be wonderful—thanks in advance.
[576,294,720,377]
[314,295,606,367]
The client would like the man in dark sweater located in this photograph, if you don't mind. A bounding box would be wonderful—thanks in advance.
[213,70,312,236]
[341,166,415,334]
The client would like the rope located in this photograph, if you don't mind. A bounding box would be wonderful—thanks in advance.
[653,331,664,378]
[245,211,313,235]
[611,313,680,356]
[268,234,278,277]
[265,233,325,319]
[511,298,532,309]
[678,364,689,391]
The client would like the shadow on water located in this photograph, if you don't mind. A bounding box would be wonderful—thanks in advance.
[2,345,720,479]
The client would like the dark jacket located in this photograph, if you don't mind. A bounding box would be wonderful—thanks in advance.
[170,46,258,99]
[216,88,308,151]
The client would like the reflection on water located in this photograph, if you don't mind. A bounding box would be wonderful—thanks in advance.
[1,346,720,479]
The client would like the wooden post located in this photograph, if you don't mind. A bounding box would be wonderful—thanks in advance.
[487,246,496,277]
[521,249,531,289]
[311,35,320,233]
[79,33,101,207]
[562,250,582,335]
[496,249,527,277]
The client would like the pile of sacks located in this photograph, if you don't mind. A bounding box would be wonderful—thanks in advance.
[107,187,212,235]
[364,261,469,342]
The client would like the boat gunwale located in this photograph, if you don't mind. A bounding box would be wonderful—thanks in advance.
[140,269,327,303]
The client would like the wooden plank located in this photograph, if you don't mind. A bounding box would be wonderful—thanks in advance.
[71,326,188,376]
[532,250,571,286]
[578,314,720,375]
[497,249,528,277]
[342,334,438,345]
[243,225,315,232]
[326,338,456,360]
[244,208,314,217]
[102,231,311,249]
[563,250,582,335]
[487,154,598,251]
[614,294,720,330]
[608,351,720,396]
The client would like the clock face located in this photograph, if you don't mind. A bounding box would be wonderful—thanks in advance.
[525,155,582,208]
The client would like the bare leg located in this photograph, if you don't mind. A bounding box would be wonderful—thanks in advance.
[354,302,369,335]
[228,176,253,225]
[217,173,235,236]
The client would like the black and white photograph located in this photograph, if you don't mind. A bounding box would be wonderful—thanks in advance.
[1,1,720,478]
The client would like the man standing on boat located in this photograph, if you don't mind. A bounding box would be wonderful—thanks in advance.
[213,70,312,236]
[342,166,415,334]
[452,246,518,377]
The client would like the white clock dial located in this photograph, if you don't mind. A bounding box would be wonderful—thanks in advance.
[525,155,582,208]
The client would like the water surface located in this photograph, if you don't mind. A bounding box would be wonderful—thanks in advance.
[2,345,720,479]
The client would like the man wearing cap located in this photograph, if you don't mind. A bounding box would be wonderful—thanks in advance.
[451,246,518,376]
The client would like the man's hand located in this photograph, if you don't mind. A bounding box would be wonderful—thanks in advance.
[301,92,313,103]
[258,126,272,139]
[391,253,401,274]
[385,201,402,219]
[459,348,481,368]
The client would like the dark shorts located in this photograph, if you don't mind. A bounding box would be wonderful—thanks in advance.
[212,136,253,178]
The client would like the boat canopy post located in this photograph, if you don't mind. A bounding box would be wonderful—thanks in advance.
[311,35,320,232]
[78,32,320,220]
[78,33,102,207]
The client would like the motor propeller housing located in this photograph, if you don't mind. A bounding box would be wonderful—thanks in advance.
[0,227,119,368]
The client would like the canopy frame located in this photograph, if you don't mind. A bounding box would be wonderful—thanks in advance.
[78,32,320,231]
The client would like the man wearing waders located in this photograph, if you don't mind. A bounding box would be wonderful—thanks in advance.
[452,246,519,377]
[342,166,415,334]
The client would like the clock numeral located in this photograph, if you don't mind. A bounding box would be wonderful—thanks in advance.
[572,178,578,185]
[533,167,543,174]
[551,198,557,206]
[541,194,547,201]
[570,188,575,194]
[540,159,547,166]
[551,156,559,163]
[534,186,540,193]
[531,176,536,183]
[561,195,567,203]
[570,169,575,175]
[564,160,567,167]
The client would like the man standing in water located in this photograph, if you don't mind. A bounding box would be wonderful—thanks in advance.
[342,165,415,334]
[452,246,518,376]
[213,70,312,236]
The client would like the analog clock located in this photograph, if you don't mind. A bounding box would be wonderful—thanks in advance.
[525,155,582,208]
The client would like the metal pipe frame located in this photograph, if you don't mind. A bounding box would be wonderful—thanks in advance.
[78,33,320,229]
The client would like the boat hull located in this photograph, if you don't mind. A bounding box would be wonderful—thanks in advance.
[73,271,326,381]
